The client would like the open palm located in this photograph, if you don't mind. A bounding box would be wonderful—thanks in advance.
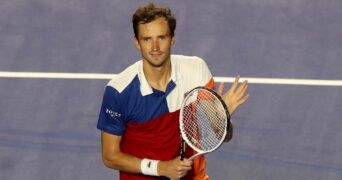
[216,75,249,115]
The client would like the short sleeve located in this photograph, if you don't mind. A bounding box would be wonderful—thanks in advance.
[97,86,126,136]
[198,57,215,89]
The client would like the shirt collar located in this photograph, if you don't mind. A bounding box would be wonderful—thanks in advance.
[138,62,153,96]
[138,56,181,96]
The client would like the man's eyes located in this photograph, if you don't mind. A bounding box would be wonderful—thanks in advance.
[141,36,168,42]
[142,38,151,42]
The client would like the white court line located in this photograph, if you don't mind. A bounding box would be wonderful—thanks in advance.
[0,71,114,79]
[0,71,342,86]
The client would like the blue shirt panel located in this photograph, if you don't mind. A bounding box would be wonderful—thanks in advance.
[97,75,176,136]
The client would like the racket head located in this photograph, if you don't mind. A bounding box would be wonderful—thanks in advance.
[179,86,230,157]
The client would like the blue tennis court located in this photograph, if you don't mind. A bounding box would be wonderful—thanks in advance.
[1,0,342,179]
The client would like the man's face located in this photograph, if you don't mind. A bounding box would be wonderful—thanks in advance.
[134,17,175,68]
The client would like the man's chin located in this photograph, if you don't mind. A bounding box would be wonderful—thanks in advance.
[146,56,170,67]
[149,61,165,68]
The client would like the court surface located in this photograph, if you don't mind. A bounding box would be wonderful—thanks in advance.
[1,0,342,179]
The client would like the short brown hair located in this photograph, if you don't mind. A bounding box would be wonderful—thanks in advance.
[132,3,176,38]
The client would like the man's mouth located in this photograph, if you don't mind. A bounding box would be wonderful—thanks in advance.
[150,52,162,57]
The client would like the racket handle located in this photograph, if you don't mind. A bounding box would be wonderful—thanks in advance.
[180,138,185,160]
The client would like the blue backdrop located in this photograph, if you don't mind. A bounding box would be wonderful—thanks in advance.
[1,0,341,179]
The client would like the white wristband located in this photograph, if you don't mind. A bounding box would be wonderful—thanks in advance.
[140,158,159,176]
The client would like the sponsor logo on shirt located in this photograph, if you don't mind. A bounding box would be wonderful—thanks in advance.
[106,108,122,118]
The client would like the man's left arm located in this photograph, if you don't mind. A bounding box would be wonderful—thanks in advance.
[216,75,249,142]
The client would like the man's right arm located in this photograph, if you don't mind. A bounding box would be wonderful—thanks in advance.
[100,131,193,179]
[101,131,141,173]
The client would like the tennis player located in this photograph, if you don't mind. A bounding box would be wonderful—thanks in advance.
[97,3,249,180]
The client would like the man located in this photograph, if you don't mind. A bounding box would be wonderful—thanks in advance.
[97,3,249,180]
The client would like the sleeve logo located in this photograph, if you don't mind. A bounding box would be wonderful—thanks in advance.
[105,108,122,118]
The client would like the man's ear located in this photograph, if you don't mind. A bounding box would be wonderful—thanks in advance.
[134,37,141,50]
[171,36,176,46]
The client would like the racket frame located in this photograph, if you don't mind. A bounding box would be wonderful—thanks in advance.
[179,86,231,160]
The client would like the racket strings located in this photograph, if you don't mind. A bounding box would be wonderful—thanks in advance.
[181,90,227,151]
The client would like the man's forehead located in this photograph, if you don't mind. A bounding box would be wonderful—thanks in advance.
[137,17,170,35]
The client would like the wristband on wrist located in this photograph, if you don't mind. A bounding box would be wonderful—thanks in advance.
[140,158,160,176]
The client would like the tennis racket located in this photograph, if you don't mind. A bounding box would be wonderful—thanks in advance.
[179,86,230,160]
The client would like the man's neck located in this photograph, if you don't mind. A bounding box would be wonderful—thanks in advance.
[143,60,172,92]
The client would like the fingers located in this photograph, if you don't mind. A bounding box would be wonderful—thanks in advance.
[234,80,248,100]
[181,159,193,169]
[232,91,249,112]
[176,157,192,171]
[230,75,240,92]
[225,75,241,97]
[216,82,225,95]
[220,75,249,115]
[174,159,191,179]
[162,157,192,179]
[236,93,250,108]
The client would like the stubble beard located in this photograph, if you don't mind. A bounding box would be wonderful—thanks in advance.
[144,52,171,68]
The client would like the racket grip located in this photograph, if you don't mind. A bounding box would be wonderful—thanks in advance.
[180,138,185,160]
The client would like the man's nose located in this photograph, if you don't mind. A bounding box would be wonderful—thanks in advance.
[152,40,160,51]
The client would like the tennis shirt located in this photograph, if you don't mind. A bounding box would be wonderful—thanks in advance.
[97,54,214,180]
